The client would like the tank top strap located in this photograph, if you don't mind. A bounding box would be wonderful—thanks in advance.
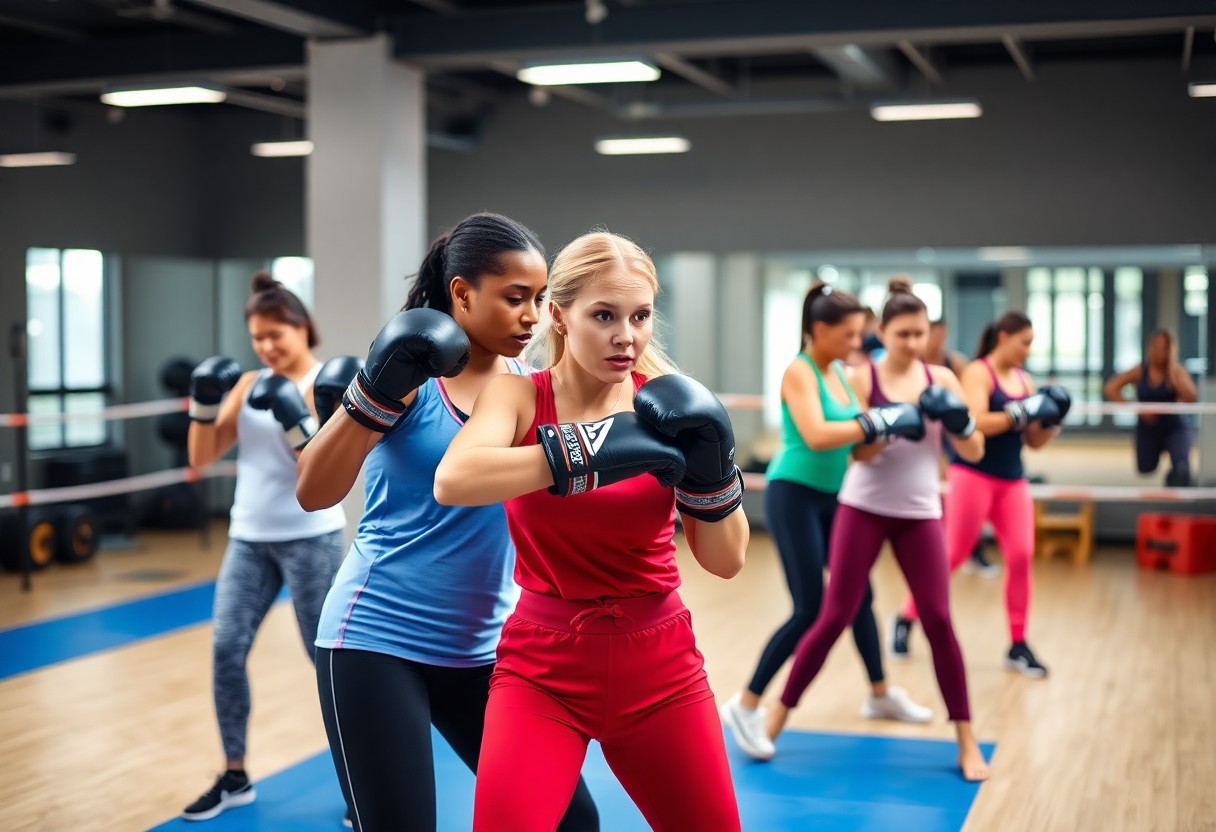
[922,360,934,385]
[980,356,999,387]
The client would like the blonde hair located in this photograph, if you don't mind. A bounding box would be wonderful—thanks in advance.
[526,231,679,379]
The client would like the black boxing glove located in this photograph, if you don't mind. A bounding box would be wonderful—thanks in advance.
[1004,393,1060,432]
[342,308,471,432]
[856,402,926,444]
[634,374,743,523]
[1038,384,1071,428]
[249,374,317,449]
[189,356,241,422]
[537,412,686,497]
[314,356,364,427]
[918,385,976,438]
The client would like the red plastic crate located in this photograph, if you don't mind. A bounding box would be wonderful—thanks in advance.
[1136,513,1216,575]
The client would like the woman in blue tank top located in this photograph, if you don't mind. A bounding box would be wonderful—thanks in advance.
[297,214,599,832]
[1103,328,1198,486]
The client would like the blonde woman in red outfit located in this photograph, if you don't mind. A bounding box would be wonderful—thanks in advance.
[435,231,748,832]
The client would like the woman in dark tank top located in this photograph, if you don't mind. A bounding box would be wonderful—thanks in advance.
[1103,328,1198,486]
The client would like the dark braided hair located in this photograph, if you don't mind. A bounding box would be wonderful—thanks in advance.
[404,213,544,313]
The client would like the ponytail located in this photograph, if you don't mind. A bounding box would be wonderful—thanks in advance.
[801,281,863,348]
[975,310,1032,359]
[403,212,544,314]
[404,235,452,313]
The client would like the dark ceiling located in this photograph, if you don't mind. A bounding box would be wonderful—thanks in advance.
[1,1,1215,142]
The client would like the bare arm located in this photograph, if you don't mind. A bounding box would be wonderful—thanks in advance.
[681,507,748,580]
[1103,366,1141,402]
[848,365,885,463]
[960,362,1017,438]
[1171,363,1198,403]
[931,365,985,463]
[296,410,382,510]
[434,375,551,506]
[187,371,254,467]
[784,360,868,452]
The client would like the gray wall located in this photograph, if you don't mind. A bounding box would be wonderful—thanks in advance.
[429,57,1216,251]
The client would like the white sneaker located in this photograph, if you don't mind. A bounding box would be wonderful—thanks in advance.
[862,686,933,723]
[719,693,776,761]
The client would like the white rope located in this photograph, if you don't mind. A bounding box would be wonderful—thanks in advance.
[716,395,1215,415]
[738,472,1216,501]
[0,397,188,427]
[0,462,238,510]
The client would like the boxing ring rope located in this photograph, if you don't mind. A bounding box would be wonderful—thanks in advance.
[0,461,237,510]
[715,394,1216,417]
[0,397,187,428]
[1,394,1212,513]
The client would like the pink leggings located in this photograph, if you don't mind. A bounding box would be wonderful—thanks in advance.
[902,465,1034,643]
[475,590,739,832]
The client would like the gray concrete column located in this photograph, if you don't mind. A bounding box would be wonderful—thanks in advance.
[308,34,427,356]
[306,34,427,535]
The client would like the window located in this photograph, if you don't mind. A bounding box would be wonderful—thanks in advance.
[1181,267,1208,376]
[271,256,314,309]
[1026,267,1112,427]
[25,248,108,451]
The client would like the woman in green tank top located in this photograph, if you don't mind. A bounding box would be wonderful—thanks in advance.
[721,283,931,760]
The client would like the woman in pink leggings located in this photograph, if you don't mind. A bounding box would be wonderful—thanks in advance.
[890,311,1070,677]
[762,278,990,780]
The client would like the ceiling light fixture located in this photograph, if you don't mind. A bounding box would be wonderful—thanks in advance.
[0,151,77,168]
[518,60,660,86]
[1187,81,1216,97]
[977,246,1032,262]
[251,140,314,158]
[595,136,690,155]
[100,83,227,107]
[870,100,982,121]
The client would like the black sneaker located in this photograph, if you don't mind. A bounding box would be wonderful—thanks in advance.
[889,615,913,661]
[1005,642,1049,678]
[182,771,256,821]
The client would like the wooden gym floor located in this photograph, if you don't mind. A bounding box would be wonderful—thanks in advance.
[0,521,1213,832]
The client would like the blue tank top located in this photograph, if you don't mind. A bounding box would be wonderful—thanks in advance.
[315,360,528,667]
[1136,364,1184,431]
[954,358,1029,482]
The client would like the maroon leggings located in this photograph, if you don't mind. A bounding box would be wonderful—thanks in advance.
[781,505,972,722]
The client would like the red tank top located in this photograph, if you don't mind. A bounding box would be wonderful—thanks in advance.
[505,369,679,600]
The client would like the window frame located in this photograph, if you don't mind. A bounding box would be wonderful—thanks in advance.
[25,247,112,452]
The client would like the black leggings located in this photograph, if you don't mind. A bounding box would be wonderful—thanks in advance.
[317,647,600,832]
[748,479,885,696]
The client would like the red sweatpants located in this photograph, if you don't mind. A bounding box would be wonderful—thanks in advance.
[474,590,740,832]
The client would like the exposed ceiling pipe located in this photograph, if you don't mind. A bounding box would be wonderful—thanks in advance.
[896,41,943,84]
[1001,34,1035,81]
[809,44,901,90]
[178,0,364,37]
[406,0,462,14]
[652,52,734,97]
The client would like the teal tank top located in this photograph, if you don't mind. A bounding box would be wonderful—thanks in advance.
[766,354,860,494]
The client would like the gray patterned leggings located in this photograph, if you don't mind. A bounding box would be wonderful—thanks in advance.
[212,530,343,761]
